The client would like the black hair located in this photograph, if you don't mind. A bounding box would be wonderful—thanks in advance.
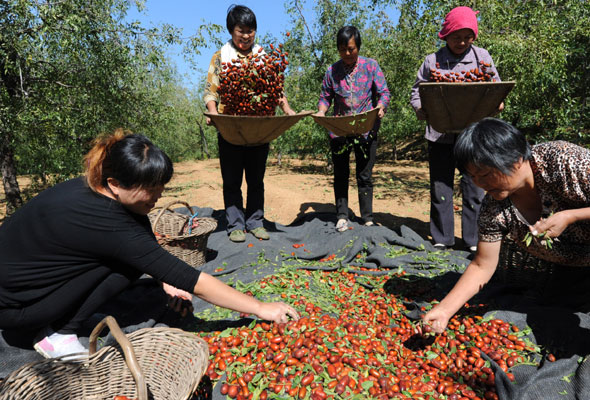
[226,4,257,33]
[455,118,532,175]
[336,26,361,50]
[85,130,173,191]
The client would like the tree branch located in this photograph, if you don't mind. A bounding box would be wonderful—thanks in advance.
[294,0,322,65]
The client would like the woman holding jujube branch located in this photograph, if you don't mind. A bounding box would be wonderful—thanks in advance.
[410,6,503,253]
[204,4,295,243]
[0,130,298,359]
[315,26,390,232]
[423,118,590,334]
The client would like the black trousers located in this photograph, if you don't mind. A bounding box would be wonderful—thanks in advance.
[427,140,484,247]
[218,133,269,232]
[0,265,140,334]
[330,133,377,223]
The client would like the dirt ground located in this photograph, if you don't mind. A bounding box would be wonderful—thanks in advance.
[158,157,466,245]
[0,157,466,246]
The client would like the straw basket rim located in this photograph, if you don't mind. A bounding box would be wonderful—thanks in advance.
[311,107,380,137]
[150,200,216,240]
[204,110,313,146]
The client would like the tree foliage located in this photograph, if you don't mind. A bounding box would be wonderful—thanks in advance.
[0,0,218,213]
[276,0,589,160]
[1,0,588,214]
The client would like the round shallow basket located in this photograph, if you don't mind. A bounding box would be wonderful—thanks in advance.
[0,316,209,400]
[418,81,515,133]
[204,111,313,146]
[311,107,380,137]
[492,235,555,290]
[149,200,217,268]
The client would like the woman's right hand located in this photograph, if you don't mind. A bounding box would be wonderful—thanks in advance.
[205,101,219,126]
[313,110,326,117]
[422,306,452,334]
[255,301,300,324]
[205,110,218,126]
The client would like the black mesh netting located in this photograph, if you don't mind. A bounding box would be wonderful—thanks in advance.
[2,208,590,400]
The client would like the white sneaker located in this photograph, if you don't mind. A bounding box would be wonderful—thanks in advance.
[34,328,88,360]
[336,218,348,232]
[469,246,477,253]
[364,221,374,227]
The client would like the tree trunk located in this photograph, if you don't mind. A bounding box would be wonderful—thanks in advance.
[0,134,23,216]
[197,120,210,159]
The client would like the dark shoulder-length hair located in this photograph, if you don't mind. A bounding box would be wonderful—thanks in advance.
[84,129,173,192]
[226,4,257,33]
[336,26,361,50]
[455,118,532,175]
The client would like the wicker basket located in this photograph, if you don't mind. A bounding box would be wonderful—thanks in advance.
[149,201,217,268]
[204,111,313,146]
[311,108,380,137]
[418,81,515,133]
[493,235,554,289]
[0,316,209,400]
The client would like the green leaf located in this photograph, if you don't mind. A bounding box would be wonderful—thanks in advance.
[361,380,374,390]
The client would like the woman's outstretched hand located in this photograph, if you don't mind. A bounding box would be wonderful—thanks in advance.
[255,302,300,324]
[422,306,451,334]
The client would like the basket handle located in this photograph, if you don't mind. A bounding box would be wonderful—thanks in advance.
[89,316,148,400]
[151,200,195,232]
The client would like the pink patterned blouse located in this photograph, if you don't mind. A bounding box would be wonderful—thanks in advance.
[318,56,390,138]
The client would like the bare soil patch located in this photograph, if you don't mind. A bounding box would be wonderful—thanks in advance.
[1,158,465,244]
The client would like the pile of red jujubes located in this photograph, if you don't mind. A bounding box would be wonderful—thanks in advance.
[201,270,543,400]
[430,60,497,82]
[218,43,289,116]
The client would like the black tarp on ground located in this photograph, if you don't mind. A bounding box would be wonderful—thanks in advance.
[1,208,590,400]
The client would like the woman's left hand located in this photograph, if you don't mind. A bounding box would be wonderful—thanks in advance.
[163,283,194,317]
[377,105,386,119]
[531,210,572,239]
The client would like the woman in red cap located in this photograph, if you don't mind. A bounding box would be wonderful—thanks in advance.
[410,6,503,254]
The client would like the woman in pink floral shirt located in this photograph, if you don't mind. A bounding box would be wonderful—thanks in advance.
[316,26,390,231]
[423,118,590,333]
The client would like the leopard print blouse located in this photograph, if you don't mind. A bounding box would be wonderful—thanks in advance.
[478,141,590,267]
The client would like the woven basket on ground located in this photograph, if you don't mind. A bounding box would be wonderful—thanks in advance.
[0,316,209,400]
[149,200,217,268]
[204,111,313,146]
[311,108,380,137]
[492,235,555,289]
[418,81,515,133]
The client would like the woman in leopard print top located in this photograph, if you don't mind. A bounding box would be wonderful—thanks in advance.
[422,118,590,333]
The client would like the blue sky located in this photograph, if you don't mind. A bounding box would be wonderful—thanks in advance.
[126,1,307,86]
[126,1,399,87]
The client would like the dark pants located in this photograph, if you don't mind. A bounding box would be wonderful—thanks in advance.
[330,133,377,223]
[0,265,140,334]
[428,140,484,247]
[218,133,269,232]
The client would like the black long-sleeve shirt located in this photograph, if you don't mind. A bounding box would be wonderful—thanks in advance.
[0,177,200,308]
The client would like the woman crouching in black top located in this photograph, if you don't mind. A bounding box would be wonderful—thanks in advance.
[0,129,299,358]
